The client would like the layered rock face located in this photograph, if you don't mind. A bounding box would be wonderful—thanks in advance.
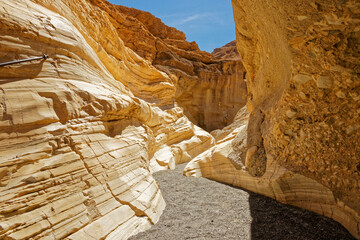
[89,1,247,131]
[0,0,217,239]
[185,0,360,238]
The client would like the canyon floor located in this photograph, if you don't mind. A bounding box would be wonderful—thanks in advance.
[130,164,355,240]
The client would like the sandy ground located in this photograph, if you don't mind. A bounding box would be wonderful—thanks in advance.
[130,164,355,240]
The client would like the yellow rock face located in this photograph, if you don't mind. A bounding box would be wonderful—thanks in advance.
[90,2,248,131]
[0,0,217,239]
[186,0,360,238]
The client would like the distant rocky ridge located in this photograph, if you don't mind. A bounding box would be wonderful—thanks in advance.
[212,40,241,61]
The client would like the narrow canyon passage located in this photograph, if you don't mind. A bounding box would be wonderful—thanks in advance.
[1,0,358,239]
[130,164,355,240]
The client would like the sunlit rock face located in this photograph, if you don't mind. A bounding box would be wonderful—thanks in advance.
[212,40,240,61]
[90,1,247,131]
[0,0,216,239]
[185,0,360,238]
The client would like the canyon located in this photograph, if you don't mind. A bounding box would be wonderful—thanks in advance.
[0,0,359,239]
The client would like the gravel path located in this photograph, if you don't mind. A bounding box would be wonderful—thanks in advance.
[130,164,355,240]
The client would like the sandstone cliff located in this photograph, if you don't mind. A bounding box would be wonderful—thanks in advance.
[185,0,360,238]
[88,1,247,131]
[0,0,218,239]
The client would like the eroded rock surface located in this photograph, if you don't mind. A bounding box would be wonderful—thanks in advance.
[88,2,247,131]
[212,40,241,61]
[185,0,360,238]
[0,0,217,239]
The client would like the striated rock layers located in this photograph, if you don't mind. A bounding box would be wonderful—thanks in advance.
[90,1,247,131]
[185,0,360,238]
[0,0,225,239]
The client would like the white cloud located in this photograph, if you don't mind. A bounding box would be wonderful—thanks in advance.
[177,14,203,25]
[165,12,216,27]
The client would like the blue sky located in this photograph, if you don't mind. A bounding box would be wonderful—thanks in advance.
[108,0,236,53]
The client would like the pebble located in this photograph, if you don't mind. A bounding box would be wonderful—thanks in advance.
[346,125,360,135]
[294,74,312,84]
[317,76,333,89]
[286,110,297,118]
[297,16,308,21]
[299,92,307,100]
[335,91,346,99]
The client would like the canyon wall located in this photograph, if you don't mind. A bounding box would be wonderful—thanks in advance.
[185,0,360,238]
[89,1,247,131]
[0,0,222,239]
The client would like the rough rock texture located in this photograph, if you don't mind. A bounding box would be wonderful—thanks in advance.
[89,1,247,131]
[0,0,216,239]
[185,0,360,238]
[212,40,241,61]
